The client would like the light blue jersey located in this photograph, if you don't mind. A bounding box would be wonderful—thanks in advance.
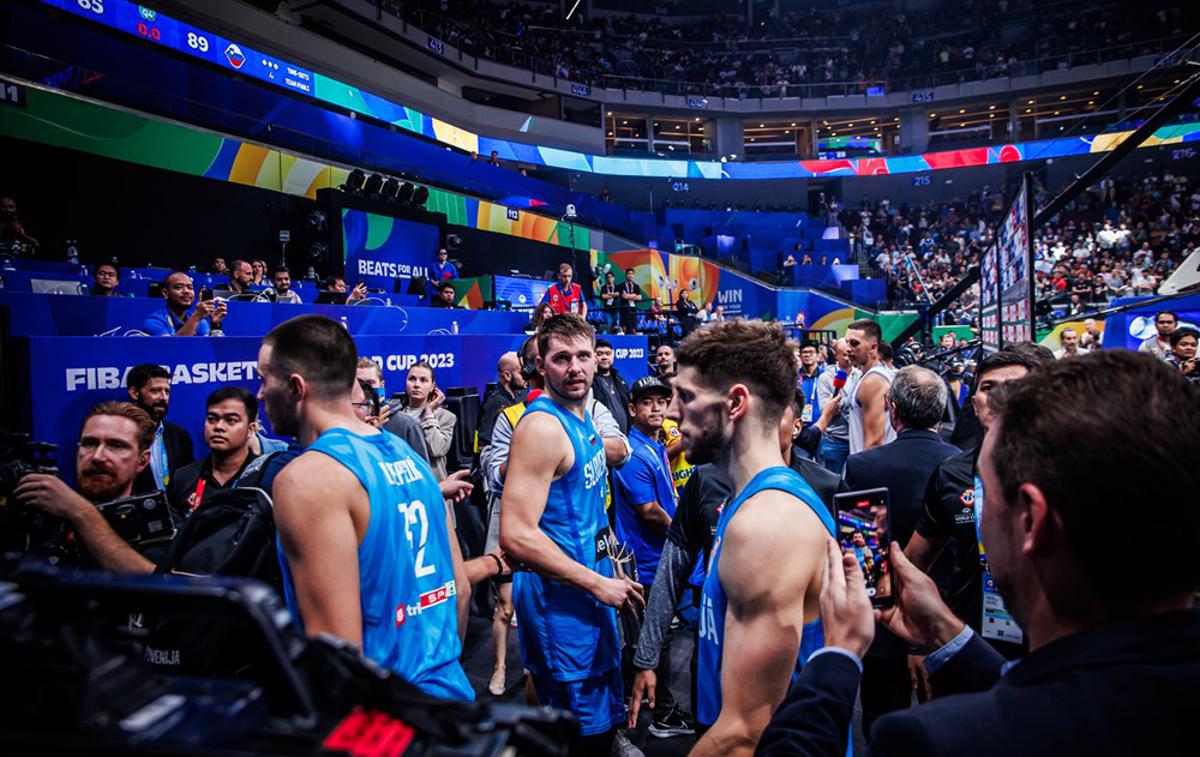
[513,395,621,682]
[278,427,473,701]
[696,466,835,725]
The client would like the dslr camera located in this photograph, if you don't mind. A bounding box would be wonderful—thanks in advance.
[0,433,63,555]
[93,490,175,546]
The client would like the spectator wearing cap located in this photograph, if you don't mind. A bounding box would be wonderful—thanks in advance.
[1139,310,1177,360]
[612,375,684,730]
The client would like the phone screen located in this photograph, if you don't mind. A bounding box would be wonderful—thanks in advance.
[834,488,893,607]
[199,288,214,301]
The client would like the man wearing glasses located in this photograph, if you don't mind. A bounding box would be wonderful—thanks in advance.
[89,262,127,297]
[1139,310,1177,360]
[143,271,227,336]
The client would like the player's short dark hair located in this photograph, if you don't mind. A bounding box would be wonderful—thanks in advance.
[974,344,1052,391]
[206,386,257,421]
[537,313,595,358]
[95,262,120,278]
[126,363,170,391]
[82,401,156,452]
[438,280,456,292]
[676,320,796,424]
[272,265,290,277]
[263,315,357,399]
[846,318,882,342]
[595,338,613,350]
[1169,327,1198,348]
[990,351,1200,612]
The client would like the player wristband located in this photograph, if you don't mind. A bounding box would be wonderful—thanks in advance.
[488,553,505,576]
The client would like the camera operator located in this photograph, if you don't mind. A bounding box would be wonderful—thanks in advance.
[166,387,259,524]
[143,271,226,336]
[14,402,159,572]
[126,364,194,494]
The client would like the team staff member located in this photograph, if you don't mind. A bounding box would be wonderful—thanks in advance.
[541,262,588,317]
[500,315,642,753]
[477,351,529,448]
[126,364,194,494]
[668,321,834,755]
[167,387,259,523]
[144,271,226,336]
[262,315,473,700]
[796,341,825,431]
[905,345,1051,682]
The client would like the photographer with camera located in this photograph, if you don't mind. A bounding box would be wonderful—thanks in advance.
[14,402,162,572]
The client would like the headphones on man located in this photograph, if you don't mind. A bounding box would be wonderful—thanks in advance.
[519,335,539,381]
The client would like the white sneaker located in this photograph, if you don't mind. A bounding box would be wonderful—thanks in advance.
[611,730,644,757]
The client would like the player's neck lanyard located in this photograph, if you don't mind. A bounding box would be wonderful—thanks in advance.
[191,477,206,513]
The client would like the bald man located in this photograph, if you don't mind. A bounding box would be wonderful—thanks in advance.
[478,350,530,448]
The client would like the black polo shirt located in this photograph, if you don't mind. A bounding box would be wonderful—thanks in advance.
[914,447,978,627]
[667,463,728,568]
[166,453,257,527]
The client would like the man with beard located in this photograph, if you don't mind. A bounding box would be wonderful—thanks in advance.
[15,402,161,571]
[261,315,473,699]
[757,351,1200,757]
[143,271,226,336]
[166,387,259,524]
[501,314,643,754]
[667,321,834,755]
[126,364,194,495]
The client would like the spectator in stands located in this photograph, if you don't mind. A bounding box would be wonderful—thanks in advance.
[489,150,500,167]
[541,262,587,317]
[713,304,726,323]
[89,262,124,297]
[592,338,632,434]
[431,280,459,308]
[266,266,302,304]
[526,301,555,334]
[654,343,677,379]
[323,275,368,304]
[477,351,528,447]
[1080,318,1104,352]
[354,357,431,463]
[125,363,195,494]
[429,247,459,288]
[1055,327,1083,359]
[1139,310,1177,360]
[143,271,226,336]
[0,195,39,255]
[14,402,158,570]
[1168,327,1200,385]
[400,362,456,481]
[251,259,267,287]
[227,259,255,296]
[167,387,259,523]
[211,258,228,275]
[677,288,700,338]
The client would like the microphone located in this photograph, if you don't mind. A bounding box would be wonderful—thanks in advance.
[833,369,847,393]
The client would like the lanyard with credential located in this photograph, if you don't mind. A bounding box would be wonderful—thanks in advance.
[151,426,170,490]
[191,477,207,513]
[973,474,1023,644]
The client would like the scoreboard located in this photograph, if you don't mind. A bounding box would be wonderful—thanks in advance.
[979,174,1034,354]
[40,0,314,95]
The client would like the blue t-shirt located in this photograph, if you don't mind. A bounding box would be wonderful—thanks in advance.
[512,396,620,682]
[613,426,677,584]
[143,306,211,336]
[276,428,473,700]
[695,466,835,726]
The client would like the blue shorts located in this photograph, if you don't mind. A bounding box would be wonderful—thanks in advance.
[530,667,625,736]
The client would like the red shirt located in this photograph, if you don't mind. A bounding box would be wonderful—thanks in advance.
[542,282,585,315]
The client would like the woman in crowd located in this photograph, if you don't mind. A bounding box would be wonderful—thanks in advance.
[525,302,554,334]
[400,362,456,481]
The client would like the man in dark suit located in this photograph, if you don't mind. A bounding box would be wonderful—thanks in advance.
[126,363,194,494]
[842,365,960,736]
[758,351,1200,757]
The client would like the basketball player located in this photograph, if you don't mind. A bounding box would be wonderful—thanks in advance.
[500,314,643,754]
[845,318,896,454]
[668,321,835,755]
[261,315,473,700]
